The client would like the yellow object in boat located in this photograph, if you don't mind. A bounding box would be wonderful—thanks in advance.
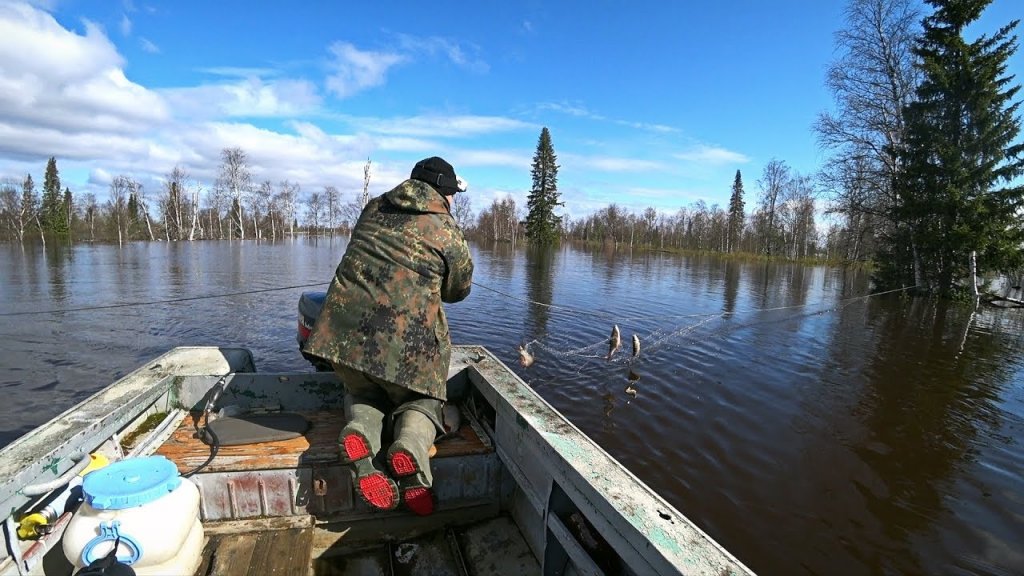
[17,511,52,539]
[17,453,110,539]
[80,453,109,476]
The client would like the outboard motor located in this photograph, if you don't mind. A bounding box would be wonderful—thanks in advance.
[297,291,332,371]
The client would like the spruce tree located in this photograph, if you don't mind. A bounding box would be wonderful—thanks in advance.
[40,157,68,237]
[525,127,563,245]
[21,174,38,234]
[896,0,1024,296]
[727,170,746,253]
[127,193,139,239]
[63,187,73,237]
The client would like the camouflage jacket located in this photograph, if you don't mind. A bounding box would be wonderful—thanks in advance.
[303,179,473,401]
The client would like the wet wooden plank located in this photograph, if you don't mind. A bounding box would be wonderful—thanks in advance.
[251,528,313,576]
[197,528,313,576]
[157,412,341,473]
[157,410,491,474]
[432,414,491,458]
[202,532,257,576]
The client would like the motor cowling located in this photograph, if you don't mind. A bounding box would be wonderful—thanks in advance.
[297,291,332,371]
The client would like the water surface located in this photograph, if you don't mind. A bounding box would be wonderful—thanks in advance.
[1,240,1022,575]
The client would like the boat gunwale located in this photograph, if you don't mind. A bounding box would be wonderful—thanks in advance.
[458,345,756,575]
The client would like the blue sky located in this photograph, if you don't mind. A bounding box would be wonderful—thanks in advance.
[0,1,1021,221]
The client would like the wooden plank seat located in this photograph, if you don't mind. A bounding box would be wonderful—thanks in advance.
[156,409,492,475]
[195,526,314,576]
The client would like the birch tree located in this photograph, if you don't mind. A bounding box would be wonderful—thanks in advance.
[757,159,791,257]
[252,180,273,240]
[324,185,341,235]
[162,166,190,241]
[81,193,98,242]
[361,159,372,209]
[108,176,132,246]
[816,0,920,263]
[216,148,252,239]
[124,178,155,241]
[0,177,31,243]
[453,193,473,230]
[0,179,20,242]
[275,180,299,238]
[306,191,324,235]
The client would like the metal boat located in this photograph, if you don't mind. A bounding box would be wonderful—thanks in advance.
[0,342,754,575]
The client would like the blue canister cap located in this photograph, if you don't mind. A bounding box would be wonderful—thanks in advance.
[82,456,182,510]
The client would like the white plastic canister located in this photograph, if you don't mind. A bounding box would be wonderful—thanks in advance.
[62,455,204,575]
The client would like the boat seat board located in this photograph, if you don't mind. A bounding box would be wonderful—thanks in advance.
[195,527,313,576]
[156,410,491,474]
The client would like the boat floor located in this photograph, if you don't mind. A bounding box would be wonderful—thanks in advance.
[197,526,313,576]
[196,515,537,576]
[147,409,535,575]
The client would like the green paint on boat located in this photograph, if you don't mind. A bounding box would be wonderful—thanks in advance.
[42,457,60,476]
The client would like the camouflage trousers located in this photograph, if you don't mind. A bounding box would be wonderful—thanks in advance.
[333,364,443,488]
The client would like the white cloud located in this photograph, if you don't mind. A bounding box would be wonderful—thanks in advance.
[88,167,113,186]
[539,101,604,120]
[674,145,749,165]
[0,2,168,142]
[23,0,56,9]
[0,2,711,221]
[395,33,489,73]
[540,101,677,133]
[614,119,677,133]
[160,78,321,119]
[0,121,151,162]
[119,13,131,36]
[454,150,530,168]
[154,122,395,193]
[350,114,533,138]
[625,186,706,204]
[200,66,278,78]
[567,154,667,172]
[139,37,159,53]
[375,136,439,152]
[325,42,405,98]
[323,35,487,100]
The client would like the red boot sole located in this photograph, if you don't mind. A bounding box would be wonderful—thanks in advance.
[358,472,398,510]
[389,450,418,477]
[342,433,370,462]
[403,487,434,516]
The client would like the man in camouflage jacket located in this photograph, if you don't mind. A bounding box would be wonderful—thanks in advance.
[304,157,473,515]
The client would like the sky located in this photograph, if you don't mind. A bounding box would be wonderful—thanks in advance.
[0,0,1021,222]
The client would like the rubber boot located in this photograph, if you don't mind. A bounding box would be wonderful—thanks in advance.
[340,396,398,511]
[387,409,438,516]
